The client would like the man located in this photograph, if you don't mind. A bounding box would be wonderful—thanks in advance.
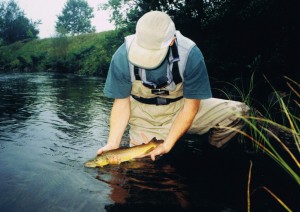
[97,11,249,161]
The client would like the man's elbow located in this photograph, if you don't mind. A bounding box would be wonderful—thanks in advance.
[183,98,201,115]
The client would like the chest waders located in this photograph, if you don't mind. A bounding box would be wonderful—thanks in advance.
[125,32,250,148]
[125,31,192,145]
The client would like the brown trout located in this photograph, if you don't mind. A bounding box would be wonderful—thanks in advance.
[84,137,163,168]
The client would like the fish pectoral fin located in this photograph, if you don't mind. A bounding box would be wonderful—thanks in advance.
[106,155,122,165]
[110,161,121,165]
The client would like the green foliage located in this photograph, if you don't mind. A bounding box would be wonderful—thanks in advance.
[55,0,95,36]
[0,30,123,75]
[0,0,40,45]
[101,0,205,38]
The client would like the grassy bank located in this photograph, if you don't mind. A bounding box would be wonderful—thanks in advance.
[0,30,127,76]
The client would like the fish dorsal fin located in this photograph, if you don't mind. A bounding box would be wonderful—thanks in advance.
[149,137,164,144]
[140,137,157,145]
[149,137,157,142]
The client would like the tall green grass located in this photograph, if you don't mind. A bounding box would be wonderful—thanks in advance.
[244,76,299,184]
[215,74,299,211]
[216,73,299,184]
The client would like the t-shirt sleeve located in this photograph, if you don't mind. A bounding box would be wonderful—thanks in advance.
[103,43,132,98]
[183,46,212,99]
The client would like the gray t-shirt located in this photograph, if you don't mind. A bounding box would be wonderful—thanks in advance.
[104,43,212,99]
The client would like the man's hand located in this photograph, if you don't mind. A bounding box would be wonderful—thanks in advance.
[97,144,121,164]
[96,143,119,155]
[134,133,170,160]
[136,143,170,160]
[149,143,171,161]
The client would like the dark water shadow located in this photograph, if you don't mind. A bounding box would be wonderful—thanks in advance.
[88,134,300,211]
[92,136,252,211]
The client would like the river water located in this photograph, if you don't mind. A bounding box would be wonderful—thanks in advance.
[0,72,298,211]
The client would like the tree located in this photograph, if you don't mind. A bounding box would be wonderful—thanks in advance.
[0,0,40,45]
[101,0,206,43]
[55,0,95,36]
[100,0,300,103]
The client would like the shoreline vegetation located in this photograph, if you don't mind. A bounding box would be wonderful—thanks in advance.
[0,30,128,76]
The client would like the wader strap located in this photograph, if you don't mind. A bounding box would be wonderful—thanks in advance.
[131,94,183,105]
[133,44,182,86]
[134,66,141,80]
[172,61,180,84]
[170,43,182,84]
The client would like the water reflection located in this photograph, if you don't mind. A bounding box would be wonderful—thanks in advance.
[0,72,114,211]
[96,158,190,210]
[90,138,252,211]
[0,74,37,136]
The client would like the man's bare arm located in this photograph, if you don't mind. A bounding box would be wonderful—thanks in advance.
[97,97,130,155]
[149,98,200,160]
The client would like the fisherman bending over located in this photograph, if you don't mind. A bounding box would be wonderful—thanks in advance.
[97,11,249,160]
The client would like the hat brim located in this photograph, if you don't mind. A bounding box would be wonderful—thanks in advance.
[128,37,169,70]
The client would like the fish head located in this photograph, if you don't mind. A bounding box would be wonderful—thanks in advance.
[84,160,97,168]
[84,155,109,168]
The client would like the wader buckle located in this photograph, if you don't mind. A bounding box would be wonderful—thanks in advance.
[156,97,168,105]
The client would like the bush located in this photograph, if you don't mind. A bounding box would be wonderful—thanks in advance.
[0,30,122,76]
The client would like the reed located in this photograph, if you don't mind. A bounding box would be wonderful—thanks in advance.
[217,74,299,210]
[244,76,299,184]
[217,74,299,184]
[247,160,293,212]
[247,160,252,212]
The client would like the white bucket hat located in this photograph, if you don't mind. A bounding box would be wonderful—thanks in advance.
[128,11,176,69]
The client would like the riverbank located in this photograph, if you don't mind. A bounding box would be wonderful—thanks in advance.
[0,30,127,76]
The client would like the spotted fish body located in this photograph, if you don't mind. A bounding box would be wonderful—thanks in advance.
[84,137,163,168]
